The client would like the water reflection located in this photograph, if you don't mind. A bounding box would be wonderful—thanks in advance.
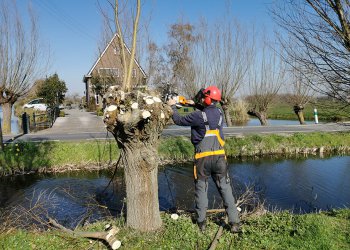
[167,118,316,129]
[230,156,350,212]
[0,155,349,228]
[0,171,119,228]
[246,118,315,126]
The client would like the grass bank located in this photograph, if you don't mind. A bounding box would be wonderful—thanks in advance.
[159,132,350,160]
[268,98,350,122]
[1,131,350,175]
[0,140,119,175]
[1,209,349,249]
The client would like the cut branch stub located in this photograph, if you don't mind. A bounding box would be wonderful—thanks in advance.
[103,86,173,145]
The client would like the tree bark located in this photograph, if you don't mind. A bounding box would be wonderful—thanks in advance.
[121,144,161,231]
[2,102,13,134]
[294,105,306,125]
[296,111,305,125]
[247,109,268,126]
[103,87,172,232]
[257,113,268,126]
[49,218,121,249]
[221,102,232,127]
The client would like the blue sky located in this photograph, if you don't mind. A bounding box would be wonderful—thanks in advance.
[17,0,275,95]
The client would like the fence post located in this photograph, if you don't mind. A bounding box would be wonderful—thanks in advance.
[0,117,3,151]
[33,112,36,127]
[50,108,54,127]
[22,112,30,134]
[52,108,55,127]
[314,108,319,124]
[47,109,52,127]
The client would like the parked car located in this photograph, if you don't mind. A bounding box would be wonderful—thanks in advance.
[65,103,72,109]
[23,98,48,111]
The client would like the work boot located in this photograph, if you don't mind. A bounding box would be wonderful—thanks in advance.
[197,220,206,232]
[229,222,241,233]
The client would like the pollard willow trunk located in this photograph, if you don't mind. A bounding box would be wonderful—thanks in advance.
[103,86,172,231]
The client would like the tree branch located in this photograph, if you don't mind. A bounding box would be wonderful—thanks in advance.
[48,217,121,250]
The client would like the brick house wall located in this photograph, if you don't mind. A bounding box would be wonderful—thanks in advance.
[83,34,147,108]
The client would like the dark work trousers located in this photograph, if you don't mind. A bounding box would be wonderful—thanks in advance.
[194,155,240,224]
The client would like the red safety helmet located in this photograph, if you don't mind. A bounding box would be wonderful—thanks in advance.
[203,86,221,105]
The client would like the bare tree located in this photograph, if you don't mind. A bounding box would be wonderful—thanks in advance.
[0,0,47,135]
[186,19,212,96]
[284,62,315,124]
[101,0,173,232]
[188,16,253,126]
[145,42,179,101]
[210,20,252,126]
[246,37,286,126]
[91,6,122,99]
[144,42,157,86]
[114,0,140,91]
[271,0,350,104]
[166,22,198,95]
[96,0,139,86]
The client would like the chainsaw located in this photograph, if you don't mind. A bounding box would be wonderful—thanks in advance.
[163,92,194,108]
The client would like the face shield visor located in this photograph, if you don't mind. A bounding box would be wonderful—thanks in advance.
[193,88,205,105]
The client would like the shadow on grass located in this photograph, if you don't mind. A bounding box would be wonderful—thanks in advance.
[0,141,54,176]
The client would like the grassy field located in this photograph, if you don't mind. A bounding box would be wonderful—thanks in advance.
[1,209,349,249]
[268,97,350,122]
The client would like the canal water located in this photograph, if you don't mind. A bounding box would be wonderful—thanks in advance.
[247,118,315,126]
[1,155,349,228]
[166,118,316,130]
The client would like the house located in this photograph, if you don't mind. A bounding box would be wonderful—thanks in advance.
[83,33,147,108]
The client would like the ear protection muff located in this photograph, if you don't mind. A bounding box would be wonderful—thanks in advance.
[203,92,212,106]
[203,96,211,105]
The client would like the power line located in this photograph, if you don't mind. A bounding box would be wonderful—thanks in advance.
[32,0,99,42]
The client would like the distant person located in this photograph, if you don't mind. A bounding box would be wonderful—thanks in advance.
[167,86,241,233]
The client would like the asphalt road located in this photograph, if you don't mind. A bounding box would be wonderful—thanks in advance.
[4,109,350,143]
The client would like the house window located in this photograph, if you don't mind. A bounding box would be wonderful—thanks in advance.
[113,47,120,55]
[98,68,109,76]
[132,69,137,78]
[113,68,120,77]
[98,68,119,77]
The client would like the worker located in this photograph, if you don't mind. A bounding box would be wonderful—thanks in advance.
[167,86,241,233]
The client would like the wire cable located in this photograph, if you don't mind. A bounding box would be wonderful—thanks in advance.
[32,0,98,42]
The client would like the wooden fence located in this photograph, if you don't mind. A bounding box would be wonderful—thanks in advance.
[22,107,60,133]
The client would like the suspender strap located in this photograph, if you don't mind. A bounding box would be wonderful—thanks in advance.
[202,110,223,130]
[202,112,210,131]
[218,109,222,128]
